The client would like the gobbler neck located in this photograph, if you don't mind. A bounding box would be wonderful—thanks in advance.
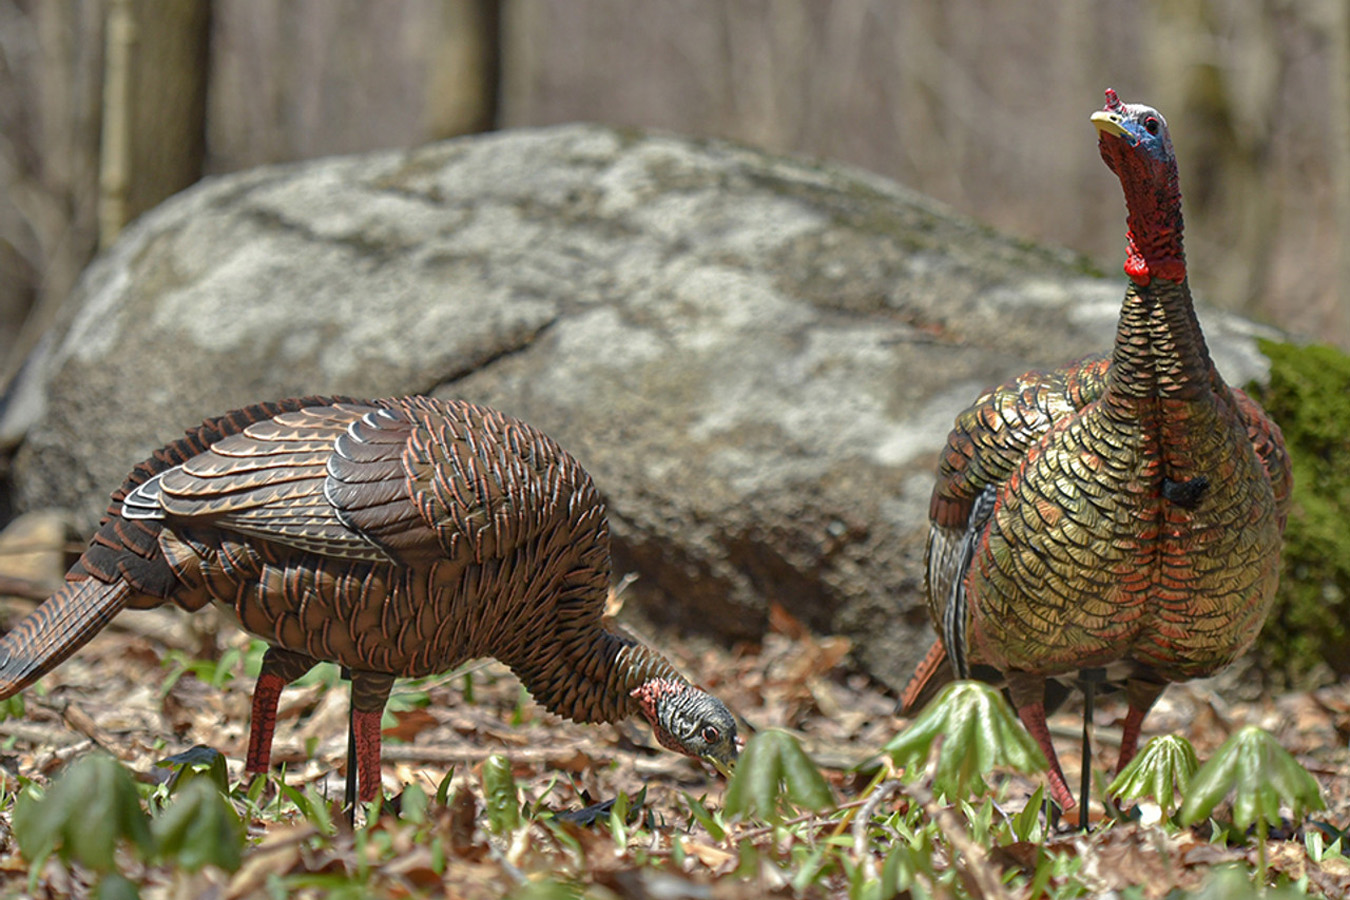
[1117,152,1186,287]
[1102,149,1224,411]
[1105,277,1218,409]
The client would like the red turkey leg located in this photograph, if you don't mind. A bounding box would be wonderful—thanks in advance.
[351,671,396,803]
[244,647,320,775]
[352,710,385,802]
[1008,671,1076,811]
[1116,677,1166,772]
[1017,700,1076,810]
[1117,706,1147,770]
[245,672,287,774]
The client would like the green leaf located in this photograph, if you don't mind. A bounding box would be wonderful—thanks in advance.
[1107,734,1199,819]
[482,754,521,834]
[1179,725,1325,832]
[245,772,267,806]
[723,730,834,823]
[883,681,1045,800]
[400,782,428,824]
[11,789,57,867]
[1186,863,1308,899]
[434,767,456,806]
[681,793,726,842]
[790,843,830,894]
[607,796,628,852]
[276,782,334,835]
[156,745,230,795]
[151,778,244,872]
[779,734,834,810]
[212,646,242,688]
[723,732,781,820]
[12,753,153,872]
[93,872,141,900]
[880,842,911,895]
[1306,828,1325,862]
[1025,844,1054,899]
[277,782,314,821]
[964,795,995,844]
[511,684,531,726]
[1011,784,1044,841]
[0,695,24,723]
[155,744,223,769]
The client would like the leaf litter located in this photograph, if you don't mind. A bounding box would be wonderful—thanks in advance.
[0,579,1344,897]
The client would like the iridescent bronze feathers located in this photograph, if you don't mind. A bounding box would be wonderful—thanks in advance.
[900,91,1291,811]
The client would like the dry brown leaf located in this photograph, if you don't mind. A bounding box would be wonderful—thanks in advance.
[1179,840,1244,868]
[1265,840,1310,882]
[768,603,810,640]
[383,708,440,742]
[0,585,1347,899]
[446,785,486,860]
[227,825,309,899]
[685,841,734,870]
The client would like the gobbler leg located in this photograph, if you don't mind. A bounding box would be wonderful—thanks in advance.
[1117,677,1167,771]
[1008,670,1076,811]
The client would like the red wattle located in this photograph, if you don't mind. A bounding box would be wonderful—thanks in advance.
[1124,229,1186,286]
[1124,235,1151,286]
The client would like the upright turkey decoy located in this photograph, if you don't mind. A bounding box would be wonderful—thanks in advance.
[898,89,1291,813]
[0,396,739,801]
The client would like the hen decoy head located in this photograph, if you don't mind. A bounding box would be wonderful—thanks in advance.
[631,679,739,774]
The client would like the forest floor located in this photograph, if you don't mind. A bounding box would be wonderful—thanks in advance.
[0,587,1346,898]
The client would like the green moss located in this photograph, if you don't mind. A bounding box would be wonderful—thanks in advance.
[1247,340,1350,685]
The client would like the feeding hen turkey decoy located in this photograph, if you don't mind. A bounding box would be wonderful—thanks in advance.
[0,396,738,801]
[898,89,1291,813]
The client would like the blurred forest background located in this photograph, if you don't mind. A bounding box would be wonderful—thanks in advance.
[1,0,1348,391]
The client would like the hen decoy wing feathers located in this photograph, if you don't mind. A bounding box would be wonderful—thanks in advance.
[124,402,435,563]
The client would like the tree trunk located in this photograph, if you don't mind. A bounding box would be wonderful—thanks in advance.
[98,0,210,248]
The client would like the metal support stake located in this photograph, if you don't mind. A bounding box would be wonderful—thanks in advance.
[342,666,357,826]
[1077,668,1107,831]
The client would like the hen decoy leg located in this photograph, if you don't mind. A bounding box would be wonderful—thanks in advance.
[350,670,397,806]
[245,647,321,787]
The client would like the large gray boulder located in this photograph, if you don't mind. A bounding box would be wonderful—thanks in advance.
[0,124,1277,691]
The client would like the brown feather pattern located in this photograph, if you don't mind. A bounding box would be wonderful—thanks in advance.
[0,395,734,799]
